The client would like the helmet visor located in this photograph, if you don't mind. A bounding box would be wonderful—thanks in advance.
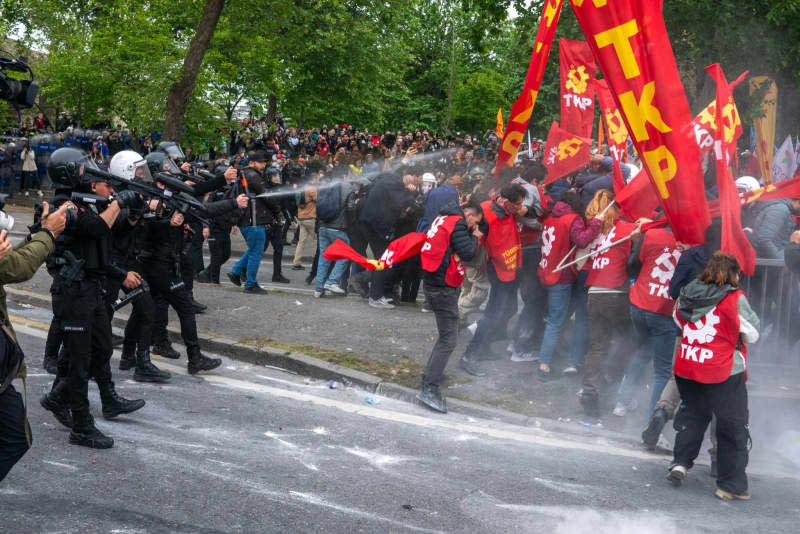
[163,144,185,162]
[159,156,181,175]
[78,155,101,180]
[133,159,153,183]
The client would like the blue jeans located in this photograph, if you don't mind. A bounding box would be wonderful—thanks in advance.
[316,227,350,291]
[538,271,589,366]
[231,226,266,289]
[616,304,680,415]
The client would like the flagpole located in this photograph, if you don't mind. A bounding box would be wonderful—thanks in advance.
[554,232,635,273]
[527,130,533,158]
[553,200,616,271]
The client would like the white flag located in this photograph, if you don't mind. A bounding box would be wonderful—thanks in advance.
[772,135,795,183]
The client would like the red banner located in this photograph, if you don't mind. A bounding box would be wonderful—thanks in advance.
[595,78,628,195]
[559,38,596,138]
[322,233,427,271]
[690,72,748,158]
[495,0,563,175]
[708,64,755,275]
[745,175,800,204]
[569,0,710,245]
[542,121,592,185]
[614,170,660,220]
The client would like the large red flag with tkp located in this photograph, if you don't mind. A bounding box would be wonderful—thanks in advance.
[595,78,628,195]
[707,63,755,275]
[542,121,592,185]
[559,38,596,138]
[495,0,563,175]
[569,0,710,245]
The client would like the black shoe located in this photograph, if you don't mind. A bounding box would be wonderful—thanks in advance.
[244,285,268,294]
[305,273,315,285]
[292,265,305,271]
[42,352,58,375]
[272,274,290,283]
[151,342,181,359]
[119,346,136,371]
[191,298,208,313]
[580,392,601,418]
[187,346,221,375]
[69,413,114,449]
[196,269,211,283]
[98,382,146,419]
[111,333,125,347]
[133,350,171,383]
[642,407,669,451]
[227,272,242,286]
[40,392,73,429]
[459,355,486,377]
[417,384,447,413]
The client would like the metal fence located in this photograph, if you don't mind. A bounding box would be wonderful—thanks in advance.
[743,258,799,366]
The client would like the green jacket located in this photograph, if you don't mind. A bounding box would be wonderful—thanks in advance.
[0,231,56,380]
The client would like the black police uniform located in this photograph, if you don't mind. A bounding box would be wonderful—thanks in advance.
[139,207,221,374]
[200,180,242,283]
[41,191,145,448]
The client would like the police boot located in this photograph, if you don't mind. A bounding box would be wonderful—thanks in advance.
[119,344,136,371]
[42,348,59,375]
[98,381,146,419]
[187,345,221,375]
[40,377,73,429]
[133,350,171,383]
[69,410,114,449]
[196,268,211,283]
[151,339,181,359]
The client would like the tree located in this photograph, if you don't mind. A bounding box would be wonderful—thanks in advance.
[163,0,225,141]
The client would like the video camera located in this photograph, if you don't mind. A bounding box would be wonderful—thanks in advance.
[0,52,38,111]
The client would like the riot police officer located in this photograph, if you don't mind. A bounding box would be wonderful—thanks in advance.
[106,150,170,383]
[197,164,246,284]
[39,147,146,449]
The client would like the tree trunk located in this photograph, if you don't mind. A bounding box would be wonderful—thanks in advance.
[163,0,226,142]
[266,94,277,125]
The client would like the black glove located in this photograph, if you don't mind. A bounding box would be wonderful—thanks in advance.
[114,190,142,209]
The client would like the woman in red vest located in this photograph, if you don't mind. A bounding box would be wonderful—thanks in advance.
[667,252,759,501]
[536,190,602,377]
[579,190,641,417]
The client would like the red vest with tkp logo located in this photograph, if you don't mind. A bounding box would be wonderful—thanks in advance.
[674,290,746,384]
[482,201,521,282]
[537,213,580,286]
[420,214,466,287]
[629,229,681,316]
[585,220,635,289]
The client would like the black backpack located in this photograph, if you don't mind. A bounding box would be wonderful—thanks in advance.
[316,183,342,223]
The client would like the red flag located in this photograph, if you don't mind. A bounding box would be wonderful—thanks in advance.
[690,72,748,157]
[559,38,596,138]
[569,0,710,244]
[744,175,800,204]
[542,121,592,185]
[614,170,660,221]
[495,0,563,175]
[322,233,427,271]
[640,218,669,233]
[596,78,629,196]
[707,63,755,275]
[496,108,504,139]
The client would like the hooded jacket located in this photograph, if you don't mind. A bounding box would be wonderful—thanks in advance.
[360,173,415,240]
[752,198,794,259]
[674,279,760,378]
[422,201,478,287]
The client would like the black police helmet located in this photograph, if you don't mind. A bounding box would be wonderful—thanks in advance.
[48,147,92,189]
[145,151,180,176]
[156,141,185,162]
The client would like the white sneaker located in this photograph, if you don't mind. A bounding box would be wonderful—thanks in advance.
[369,298,395,309]
[510,351,539,363]
[562,365,578,375]
[667,465,687,486]
[324,283,345,295]
[612,402,628,417]
[379,296,395,306]
[313,290,323,298]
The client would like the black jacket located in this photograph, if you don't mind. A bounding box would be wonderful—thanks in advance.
[422,201,478,288]
[359,173,415,240]
[236,167,282,227]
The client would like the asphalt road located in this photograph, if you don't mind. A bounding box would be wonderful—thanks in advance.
[3,304,800,534]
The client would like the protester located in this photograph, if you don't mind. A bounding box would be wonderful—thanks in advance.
[668,252,759,502]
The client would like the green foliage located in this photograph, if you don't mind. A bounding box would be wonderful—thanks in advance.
[1,0,799,141]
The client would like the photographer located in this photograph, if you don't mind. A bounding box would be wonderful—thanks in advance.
[39,147,146,450]
[0,203,67,482]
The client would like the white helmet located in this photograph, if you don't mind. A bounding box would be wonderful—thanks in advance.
[736,176,760,193]
[110,150,152,182]
[422,172,436,184]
